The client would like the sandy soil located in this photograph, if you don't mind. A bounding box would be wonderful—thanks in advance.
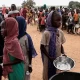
[27,25,80,80]
[2,24,80,80]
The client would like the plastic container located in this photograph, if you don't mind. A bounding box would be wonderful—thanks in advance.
[49,72,80,80]
[26,71,30,80]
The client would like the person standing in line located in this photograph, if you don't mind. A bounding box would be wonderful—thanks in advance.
[16,16,37,80]
[1,17,25,80]
[40,11,66,80]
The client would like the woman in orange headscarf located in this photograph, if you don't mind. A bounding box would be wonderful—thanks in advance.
[1,17,25,80]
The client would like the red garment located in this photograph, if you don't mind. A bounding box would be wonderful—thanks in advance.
[41,16,46,25]
[2,7,6,15]
[22,8,27,19]
[3,18,24,77]
[38,12,43,20]
[39,12,43,17]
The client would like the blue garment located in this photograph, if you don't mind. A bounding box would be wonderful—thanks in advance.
[46,11,57,79]
[26,33,37,58]
[16,16,37,58]
[57,9,62,16]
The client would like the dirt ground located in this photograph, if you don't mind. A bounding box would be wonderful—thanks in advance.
[27,25,80,80]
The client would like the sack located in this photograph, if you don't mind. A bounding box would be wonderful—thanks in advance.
[75,24,80,28]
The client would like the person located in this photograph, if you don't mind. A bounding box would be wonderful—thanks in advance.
[38,9,44,31]
[1,17,25,80]
[21,6,27,20]
[73,10,79,24]
[62,11,68,30]
[73,11,79,34]
[2,6,7,18]
[4,8,9,19]
[50,6,55,12]
[40,11,66,80]
[0,15,4,80]
[8,4,20,17]
[16,16,37,80]
[44,9,49,18]
[67,13,74,34]
[27,10,33,24]
[40,13,46,32]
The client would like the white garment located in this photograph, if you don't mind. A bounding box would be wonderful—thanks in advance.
[75,24,80,28]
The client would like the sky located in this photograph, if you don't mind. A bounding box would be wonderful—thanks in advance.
[0,0,80,7]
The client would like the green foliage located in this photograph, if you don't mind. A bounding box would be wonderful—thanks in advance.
[22,0,35,8]
[68,1,80,9]
[22,1,27,8]
[43,4,47,9]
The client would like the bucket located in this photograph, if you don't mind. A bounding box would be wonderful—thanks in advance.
[49,72,80,80]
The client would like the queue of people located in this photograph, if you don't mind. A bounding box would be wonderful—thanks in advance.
[0,4,37,80]
[0,4,79,80]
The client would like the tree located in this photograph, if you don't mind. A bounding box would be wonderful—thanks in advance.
[43,4,47,9]
[22,0,36,8]
[68,1,80,9]
[22,0,27,8]
[26,0,35,7]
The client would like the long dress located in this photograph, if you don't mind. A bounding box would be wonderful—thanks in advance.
[8,54,25,80]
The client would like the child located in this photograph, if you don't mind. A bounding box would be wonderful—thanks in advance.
[40,13,46,32]
[40,11,66,80]
[16,16,37,80]
[1,17,25,80]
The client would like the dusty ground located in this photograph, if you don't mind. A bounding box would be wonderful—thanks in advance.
[2,24,80,80]
[27,25,80,80]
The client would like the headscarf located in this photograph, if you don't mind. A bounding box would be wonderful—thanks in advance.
[3,17,24,77]
[8,10,20,17]
[16,16,37,58]
[46,11,57,78]
[46,11,57,58]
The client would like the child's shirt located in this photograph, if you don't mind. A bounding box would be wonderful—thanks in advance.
[41,29,66,57]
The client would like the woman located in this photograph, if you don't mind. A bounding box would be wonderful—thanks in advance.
[40,11,66,80]
[16,16,37,80]
[8,4,20,18]
[1,17,25,80]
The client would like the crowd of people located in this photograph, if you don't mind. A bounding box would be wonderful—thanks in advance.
[0,4,79,80]
[36,7,80,34]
